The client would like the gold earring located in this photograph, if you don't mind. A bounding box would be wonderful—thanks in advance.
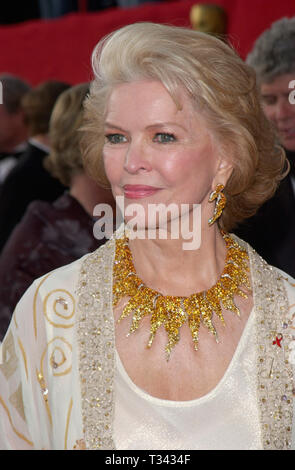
[208,184,226,226]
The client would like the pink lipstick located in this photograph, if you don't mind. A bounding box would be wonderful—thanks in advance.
[123,184,161,199]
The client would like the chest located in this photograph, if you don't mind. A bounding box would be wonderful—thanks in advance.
[114,299,253,401]
[114,312,262,450]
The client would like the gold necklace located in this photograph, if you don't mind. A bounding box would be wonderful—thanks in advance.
[113,233,251,360]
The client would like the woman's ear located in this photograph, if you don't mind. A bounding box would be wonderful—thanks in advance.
[212,155,233,190]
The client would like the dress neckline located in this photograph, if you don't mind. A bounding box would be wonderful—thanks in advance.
[115,305,255,407]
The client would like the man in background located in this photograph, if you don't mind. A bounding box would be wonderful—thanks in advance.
[235,17,295,278]
[0,74,31,181]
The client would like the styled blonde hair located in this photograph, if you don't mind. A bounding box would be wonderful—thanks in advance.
[45,83,89,187]
[81,22,286,231]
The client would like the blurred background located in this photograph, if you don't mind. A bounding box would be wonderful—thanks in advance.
[1,0,294,86]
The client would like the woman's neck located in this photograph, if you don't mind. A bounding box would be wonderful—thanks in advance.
[128,223,227,297]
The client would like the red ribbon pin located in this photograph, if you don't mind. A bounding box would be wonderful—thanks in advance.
[273,334,283,348]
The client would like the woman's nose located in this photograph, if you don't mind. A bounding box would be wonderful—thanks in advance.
[275,98,294,121]
[123,140,152,174]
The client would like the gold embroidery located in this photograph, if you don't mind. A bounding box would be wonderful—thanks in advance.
[64,398,73,450]
[9,384,26,421]
[0,331,18,380]
[0,394,33,447]
[43,289,75,329]
[77,240,116,450]
[17,337,28,380]
[41,337,72,377]
[36,369,52,426]
[33,274,51,339]
[50,346,66,369]
[73,439,86,450]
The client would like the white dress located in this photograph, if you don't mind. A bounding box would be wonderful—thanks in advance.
[0,234,295,450]
[114,309,262,450]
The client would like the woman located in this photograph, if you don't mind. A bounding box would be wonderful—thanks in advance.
[1,23,295,451]
[0,83,114,341]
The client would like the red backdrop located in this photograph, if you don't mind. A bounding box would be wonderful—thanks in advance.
[0,0,295,86]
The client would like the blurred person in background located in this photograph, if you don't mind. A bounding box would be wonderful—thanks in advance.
[116,0,161,6]
[37,0,160,18]
[38,0,116,18]
[235,17,295,278]
[0,83,114,341]
[0,80,70,253]
[0,74,31,182]
[0,4,39,24]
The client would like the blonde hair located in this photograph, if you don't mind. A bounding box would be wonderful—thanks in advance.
[45,83,89,187]
[81,22,286,231]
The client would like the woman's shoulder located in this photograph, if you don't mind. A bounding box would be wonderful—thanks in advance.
[6,238,115,342]
[233,233,295,301]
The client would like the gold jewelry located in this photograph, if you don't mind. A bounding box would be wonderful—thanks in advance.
[208,183,226,226]
[113,232,251,360]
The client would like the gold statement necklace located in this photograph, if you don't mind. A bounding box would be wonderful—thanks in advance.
[113,233,251,360]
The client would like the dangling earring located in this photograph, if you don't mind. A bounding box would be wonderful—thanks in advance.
[208,184,226,226]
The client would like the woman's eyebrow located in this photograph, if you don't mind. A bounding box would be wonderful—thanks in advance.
[146,122,188,131]
[104,122,127,132]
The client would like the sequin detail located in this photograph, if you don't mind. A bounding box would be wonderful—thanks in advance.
[77,242,116,450]
[248,244,293,450]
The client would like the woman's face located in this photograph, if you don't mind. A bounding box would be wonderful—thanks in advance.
[103,80,231,230]
[261,72,295,152]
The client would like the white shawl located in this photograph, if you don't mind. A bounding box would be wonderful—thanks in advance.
[1,235,295,450]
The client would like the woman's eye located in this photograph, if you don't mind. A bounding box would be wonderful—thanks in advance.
[153,133,176,143]
[261,95,277,106]
[105,133,127,144]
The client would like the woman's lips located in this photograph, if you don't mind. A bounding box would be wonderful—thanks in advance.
[123,184,161,199]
